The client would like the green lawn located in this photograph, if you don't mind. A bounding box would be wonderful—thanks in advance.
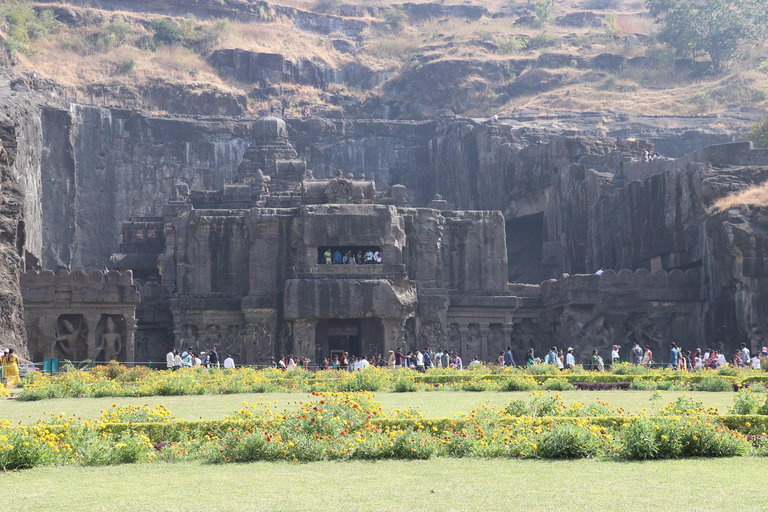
[0,390,740,423]
[1,458,765,511]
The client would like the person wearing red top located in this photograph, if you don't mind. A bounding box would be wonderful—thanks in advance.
[394,347,404,369]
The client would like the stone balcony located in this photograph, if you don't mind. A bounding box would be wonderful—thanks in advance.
[291,264,407,280]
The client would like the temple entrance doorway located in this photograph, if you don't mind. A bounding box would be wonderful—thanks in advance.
[327,319,360,360]
[315,318,385,362]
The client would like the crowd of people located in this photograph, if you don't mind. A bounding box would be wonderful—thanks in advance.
[520,342,768,372]
[322,248,382,265]
[165,347,235,370]
[165,341,766,373]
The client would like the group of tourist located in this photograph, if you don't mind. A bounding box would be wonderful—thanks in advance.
[323,249,382,265]
[0,348,20,386]
[642,151,663,162]
[520,341,768,372]
[163,341,766,373]
[165,347,235,370]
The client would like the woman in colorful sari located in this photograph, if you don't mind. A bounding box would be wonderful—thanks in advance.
[2,348,20,387]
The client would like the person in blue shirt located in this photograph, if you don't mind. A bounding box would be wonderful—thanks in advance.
[669,343,679,369]
[504,347,515,367]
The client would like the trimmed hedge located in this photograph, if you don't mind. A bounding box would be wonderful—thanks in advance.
[33,414,767,443]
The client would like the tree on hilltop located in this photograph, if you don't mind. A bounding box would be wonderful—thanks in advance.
[645,0,766,73]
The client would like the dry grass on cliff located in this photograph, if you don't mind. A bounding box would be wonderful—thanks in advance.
[713,182,768,212]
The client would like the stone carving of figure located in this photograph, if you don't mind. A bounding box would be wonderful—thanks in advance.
[253,323,272,363]
[278,322,292,355]
[420,322,445,347]
[512,320,537,353]
[623,313,662,353]
[447,323,461,353]
[180,325,198,352]
[292,320,315,358]
[203,325,221,350]
[97,317,123,361]
[53,317,86,360]
[225,326,243,358]
[467,324,481,355]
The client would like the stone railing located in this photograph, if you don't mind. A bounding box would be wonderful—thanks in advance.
[292,264,407,279]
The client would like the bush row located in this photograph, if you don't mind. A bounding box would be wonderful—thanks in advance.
[4,392,768,470]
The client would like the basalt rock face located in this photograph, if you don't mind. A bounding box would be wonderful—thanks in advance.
[0,123,28,356]
[706,205,768,350]
[3,67,768,363]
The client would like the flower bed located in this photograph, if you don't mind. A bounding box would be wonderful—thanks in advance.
[15,362,768,401]
[3,391,768,470]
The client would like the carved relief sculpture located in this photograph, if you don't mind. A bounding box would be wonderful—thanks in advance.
[53,316,88,360]
[97,317,123,361]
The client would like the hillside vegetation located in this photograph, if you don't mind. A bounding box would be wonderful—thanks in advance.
[0,0,766,119]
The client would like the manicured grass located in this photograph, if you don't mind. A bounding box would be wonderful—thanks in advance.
[0,390,741,423]
[1,457,765,511]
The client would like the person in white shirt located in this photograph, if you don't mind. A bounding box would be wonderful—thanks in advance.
[752,354,762,370]
[358,356,370,370]
[415,350,425,372]
[223,355,235,369]
[717,351,727,368]
[166,350,175,370]
[373,250,381,263]
[740,343,751,368]
[610,345,620,364]
[173,350,182,370]
[565,347,576,369]
[286,357,296,371]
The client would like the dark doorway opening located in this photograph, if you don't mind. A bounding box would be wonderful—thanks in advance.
[327,318,361,360]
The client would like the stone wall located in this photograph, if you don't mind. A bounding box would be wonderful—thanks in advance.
[21,269,140,362]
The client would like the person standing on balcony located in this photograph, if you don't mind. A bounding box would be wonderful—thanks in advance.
[323,248,332,265]
[373,250,381,263]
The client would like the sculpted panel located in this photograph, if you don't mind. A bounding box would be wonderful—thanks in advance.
[53,315,88,361]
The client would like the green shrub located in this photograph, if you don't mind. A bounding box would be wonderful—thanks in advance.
[496,37,526,54]
[380,8,408,31]
[460,379,500,391]
[730,390,761,415]
[392,372,418,392]
[749,118,768,149]
[501,377,538,391]
[0,1,60,55]
[528,30,555,49]
[539,423,601,459]
[542,379,576,391]
[504,399,529,417]
[695,376,734,392]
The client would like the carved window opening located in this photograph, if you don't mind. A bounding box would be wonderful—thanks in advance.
[317,246,383,265]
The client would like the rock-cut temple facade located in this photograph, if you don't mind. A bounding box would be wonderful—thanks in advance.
[19,115,765,366]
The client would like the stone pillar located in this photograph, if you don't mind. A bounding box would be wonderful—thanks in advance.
[480,325,490,362]
[381,318,406,355]
[291,319,317,359]
[503,324,514,352]
[458,324,469,361]
[84,312,102,362]
[125,313,138,366]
